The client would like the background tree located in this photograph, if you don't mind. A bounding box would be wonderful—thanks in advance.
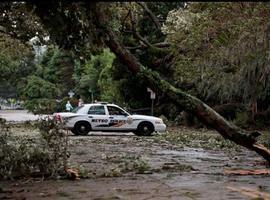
[22,45,75,113]
[73,48,121,103]
[0,33,35,98]
[23,75,58,114]
[1,1,270,161]
[162,2,270,123]
[91,2,270,162]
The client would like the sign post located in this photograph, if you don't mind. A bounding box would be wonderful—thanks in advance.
[147,88,156,116]
[89,89,94,103]
[68,90,74,98]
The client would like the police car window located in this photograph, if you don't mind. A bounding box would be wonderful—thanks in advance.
[88,106,105,115]
[72,106,83,113]
[108,106,126,115]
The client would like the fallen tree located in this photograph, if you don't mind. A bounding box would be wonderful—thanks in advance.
[28,2,270,162]
[91,3,270,163]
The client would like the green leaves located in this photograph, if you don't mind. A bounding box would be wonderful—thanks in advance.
[162,2,270,108]
[0,118,69,179]
[23,75,59,114]
[24,75,58,99]
[73,48,122,102]
[0,33,35,83]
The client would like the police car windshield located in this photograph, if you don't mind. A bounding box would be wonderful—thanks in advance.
[72,106,83,113]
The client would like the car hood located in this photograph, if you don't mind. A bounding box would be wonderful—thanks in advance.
[131,114,161,121]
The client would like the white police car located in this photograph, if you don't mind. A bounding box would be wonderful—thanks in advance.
[54,102,166,136]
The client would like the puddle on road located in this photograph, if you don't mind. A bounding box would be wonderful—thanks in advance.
[149,145,270,200]
[156,147,229,162]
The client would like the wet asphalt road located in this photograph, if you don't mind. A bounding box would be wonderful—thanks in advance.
[0,109,48,122]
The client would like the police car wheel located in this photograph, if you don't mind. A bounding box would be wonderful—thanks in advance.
[135,122,154,136]
[71,128,80,135]
[74,121,91,136]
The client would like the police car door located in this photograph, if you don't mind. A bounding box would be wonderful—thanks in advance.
[88,105,109,130]
[106,105,130,131]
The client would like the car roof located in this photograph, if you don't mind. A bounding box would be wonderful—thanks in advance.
[84,103,118,107]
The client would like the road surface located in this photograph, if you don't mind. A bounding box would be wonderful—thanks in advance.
[0,110,46,122]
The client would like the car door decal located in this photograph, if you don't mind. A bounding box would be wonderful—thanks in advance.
[92,119,109,127]
[94,118,142,127]
[92,119,127,127]
[92,119,108,123]
[96,124,110,127]
[108,119,142,127]
[127,117,133,124]
[108,119,127,127]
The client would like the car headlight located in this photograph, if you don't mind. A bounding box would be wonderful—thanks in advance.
[155,119,163,124]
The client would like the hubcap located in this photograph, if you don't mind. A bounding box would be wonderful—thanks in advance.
[143,126,149,132]
[80,125,86,132]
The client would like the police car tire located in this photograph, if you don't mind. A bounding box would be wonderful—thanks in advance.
[71,128,80,136]
[74,121,91,136]
[135,122,154,136]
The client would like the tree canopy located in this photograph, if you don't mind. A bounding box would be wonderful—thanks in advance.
[1,2,270,161]
[1,2,270,117]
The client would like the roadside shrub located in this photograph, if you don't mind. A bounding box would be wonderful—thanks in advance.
[181,111,196,127]
[234,111,250,129]
[133,158,150,173]
[178,111,203,128]
[213,103,245,121]
[24,98,57,114]
[254,109,270,127]
[0,117,69,180]
[155,103,180,122]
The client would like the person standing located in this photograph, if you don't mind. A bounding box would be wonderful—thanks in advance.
[66,100,73,112]
[78,98,84,107]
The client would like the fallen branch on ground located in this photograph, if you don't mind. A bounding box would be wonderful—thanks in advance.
[227,186,270,200]
[224,169,270,175]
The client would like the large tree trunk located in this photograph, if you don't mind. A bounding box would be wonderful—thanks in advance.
[92,3,270,163]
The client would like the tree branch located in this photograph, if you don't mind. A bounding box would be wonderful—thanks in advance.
[126,42,170,50]
[130,11,152,48]
[153,41,170,48]
[0,25,7,33]
[92,3,270,163]
[92,4,141,74]
[126,45,146,50]
[120,9,131,33]
[129,12,170,48]
[0,26,29,43]
[126,9,170,49]
[137,2,161,29]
